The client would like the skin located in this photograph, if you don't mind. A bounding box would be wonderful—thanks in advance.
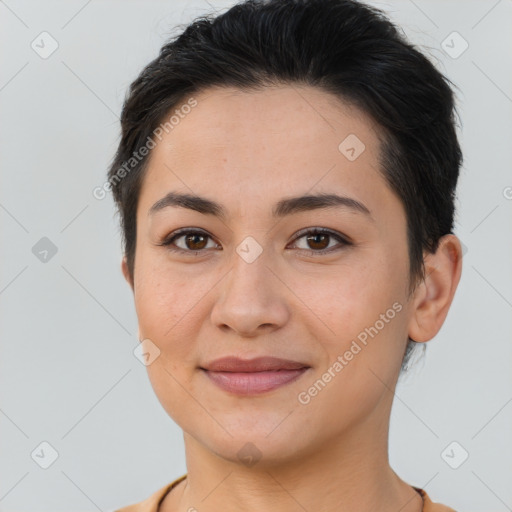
[121,84,462,512]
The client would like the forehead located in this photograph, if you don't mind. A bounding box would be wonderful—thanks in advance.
[138,84,392,218]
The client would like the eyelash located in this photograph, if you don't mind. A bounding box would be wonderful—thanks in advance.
[158,227,352,257]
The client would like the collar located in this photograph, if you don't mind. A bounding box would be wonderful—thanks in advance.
[115,475,456,512]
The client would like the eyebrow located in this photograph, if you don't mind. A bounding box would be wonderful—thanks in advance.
[148,191,373,221]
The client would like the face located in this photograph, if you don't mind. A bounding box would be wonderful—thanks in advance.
[125,85,419,465]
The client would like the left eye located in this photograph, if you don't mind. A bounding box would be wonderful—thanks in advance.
[290,228,350,254]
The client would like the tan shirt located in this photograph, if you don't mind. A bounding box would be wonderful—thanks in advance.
[114,474,457,512]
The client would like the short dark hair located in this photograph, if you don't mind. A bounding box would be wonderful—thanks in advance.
[107,0,463,371]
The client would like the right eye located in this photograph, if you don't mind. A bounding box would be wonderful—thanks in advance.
[158,228,221,255]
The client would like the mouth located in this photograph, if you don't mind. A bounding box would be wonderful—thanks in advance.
[200,356,311,395]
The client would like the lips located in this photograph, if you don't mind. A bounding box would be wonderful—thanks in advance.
[200,356,310,395]
[200,356,309,372]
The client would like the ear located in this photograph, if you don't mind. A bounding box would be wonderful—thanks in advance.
[121,256,134,292]
[408,234,463,343]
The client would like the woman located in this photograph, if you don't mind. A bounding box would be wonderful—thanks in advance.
[108,0,463,510]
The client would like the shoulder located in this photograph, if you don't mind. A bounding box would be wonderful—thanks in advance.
[114,474,187,512]
[416,487,458,512]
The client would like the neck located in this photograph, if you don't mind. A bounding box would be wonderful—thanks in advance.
[161,404,422,512]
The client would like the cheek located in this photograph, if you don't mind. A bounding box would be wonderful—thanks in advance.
[133,265,205,415]
[133,261,190,346]
[303,260,399,335]
[302,255,408,378]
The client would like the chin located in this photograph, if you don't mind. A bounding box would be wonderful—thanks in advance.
[186,416,316,468]
[212,435,312,469]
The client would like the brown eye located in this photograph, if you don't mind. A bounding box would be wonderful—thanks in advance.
[291,228,351,255]
[160,229,219,254]
[305,233,330,250]
[183,233,208,250]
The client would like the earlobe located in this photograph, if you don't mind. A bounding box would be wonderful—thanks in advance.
[121,256,134,292]
[408,234,463,343]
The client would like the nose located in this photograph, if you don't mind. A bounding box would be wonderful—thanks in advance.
[210,244,290,338]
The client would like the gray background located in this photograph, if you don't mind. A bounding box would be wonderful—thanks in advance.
[1,0,511,510]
